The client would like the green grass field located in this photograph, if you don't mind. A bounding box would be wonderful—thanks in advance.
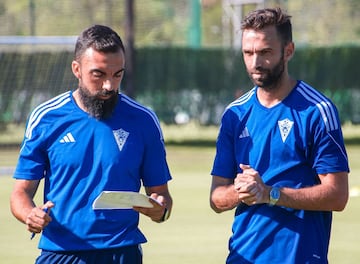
[1,123,360,263]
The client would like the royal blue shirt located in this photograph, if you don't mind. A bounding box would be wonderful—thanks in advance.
[14,91,172,251]
[211,81,349,263]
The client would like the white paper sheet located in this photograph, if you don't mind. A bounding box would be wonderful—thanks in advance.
[92,191,154,210]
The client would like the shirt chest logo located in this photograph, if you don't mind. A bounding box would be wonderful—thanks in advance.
[239,127,250,138]
[113,128,130,151]
[278,118,294,142]
[59,132,76,143]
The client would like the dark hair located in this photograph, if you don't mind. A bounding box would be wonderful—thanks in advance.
[74,25,125,61]
[241,8,292,46]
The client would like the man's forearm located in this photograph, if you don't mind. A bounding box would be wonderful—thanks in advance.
[210,185,240,213]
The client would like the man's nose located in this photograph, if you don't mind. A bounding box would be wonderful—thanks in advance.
[252,54,262,69]
[102,79,115,91]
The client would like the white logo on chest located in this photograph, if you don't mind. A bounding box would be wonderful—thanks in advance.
[59,132,76,143]
[278,118,294,142]
[113,128,129,151]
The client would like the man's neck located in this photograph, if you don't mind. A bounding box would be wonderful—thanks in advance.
[72,89,87,113]
[257,75,297,108]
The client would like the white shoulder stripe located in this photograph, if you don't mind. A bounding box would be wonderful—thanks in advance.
[25,92,71,139]
[28,92,70,126]
[226,88,255,109]
[297,82,339,132]
[328,133,349,163]
[120,94,164,140]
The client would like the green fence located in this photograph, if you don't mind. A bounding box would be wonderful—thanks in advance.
[0,46,359,127]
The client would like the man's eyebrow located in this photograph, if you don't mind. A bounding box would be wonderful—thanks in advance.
[90,68,125,74]
[90,68,105,74]
[115,68,125,75]
[242,47,272,52]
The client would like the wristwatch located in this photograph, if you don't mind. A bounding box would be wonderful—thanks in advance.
[269,187,280,206]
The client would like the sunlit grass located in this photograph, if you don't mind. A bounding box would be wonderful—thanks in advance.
[1,122,359,263]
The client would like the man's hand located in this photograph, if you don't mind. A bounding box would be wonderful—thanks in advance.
[26,201,54,234]
[234,164,269,205]
[133,193,169,223]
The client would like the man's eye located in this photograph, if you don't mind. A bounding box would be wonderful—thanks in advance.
[92,72,103,78]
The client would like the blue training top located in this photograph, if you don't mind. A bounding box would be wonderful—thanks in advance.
[14,91,172,251]
[211,80,349,264]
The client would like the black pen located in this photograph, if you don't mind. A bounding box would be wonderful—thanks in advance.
[30,207,49,240]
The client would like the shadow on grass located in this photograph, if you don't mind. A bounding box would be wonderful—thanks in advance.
[166,139,216,147]
[344,137,360,145]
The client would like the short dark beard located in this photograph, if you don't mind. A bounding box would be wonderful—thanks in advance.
[248,53,285,91]
[78,86,118,119]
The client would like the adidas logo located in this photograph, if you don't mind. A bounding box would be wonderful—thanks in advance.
[60,132,76,143]
[239,127,250,138]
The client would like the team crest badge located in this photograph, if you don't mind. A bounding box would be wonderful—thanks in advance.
[278,118,294,142]
[113,128,129,151]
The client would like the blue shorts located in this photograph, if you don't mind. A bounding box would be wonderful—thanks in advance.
[35,245,143,264]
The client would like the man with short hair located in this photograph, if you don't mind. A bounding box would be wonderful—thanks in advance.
[11,24,172,264]
[210,8,349,263]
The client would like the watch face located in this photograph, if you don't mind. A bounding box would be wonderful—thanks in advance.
[271,188,280,199]
[270,187,280,206]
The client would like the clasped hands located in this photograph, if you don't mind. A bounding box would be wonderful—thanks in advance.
[234,164,269,206]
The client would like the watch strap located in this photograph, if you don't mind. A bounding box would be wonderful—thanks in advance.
[161,208,170,222]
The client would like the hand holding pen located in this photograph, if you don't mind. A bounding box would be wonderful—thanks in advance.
[27,201,54,240]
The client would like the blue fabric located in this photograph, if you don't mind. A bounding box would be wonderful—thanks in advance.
[35,245,143,264]
[211,81,349,263]
[14,92,171,251]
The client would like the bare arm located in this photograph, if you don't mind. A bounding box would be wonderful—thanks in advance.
[210,176,240,213]
[10,179,39,224]
[10,179,53,234]
[277,172,348,211]
[134,183,173,223]
[238,164,349,212]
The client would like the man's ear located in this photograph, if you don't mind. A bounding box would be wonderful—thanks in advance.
[71,60,81,79]
[284,42,295,61]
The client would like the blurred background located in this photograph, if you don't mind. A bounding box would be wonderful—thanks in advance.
[0,0,359,130]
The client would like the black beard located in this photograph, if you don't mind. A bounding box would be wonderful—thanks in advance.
[248,54,285,91]
[78,86,118,119]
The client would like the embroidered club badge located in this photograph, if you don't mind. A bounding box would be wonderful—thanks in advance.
[113,128,129,151]
[278,118,294,142]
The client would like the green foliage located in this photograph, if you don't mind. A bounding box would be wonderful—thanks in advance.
[1,46,359,127]
[0,0,360,46]
[0,51,75,126]
[290,46,360,91]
